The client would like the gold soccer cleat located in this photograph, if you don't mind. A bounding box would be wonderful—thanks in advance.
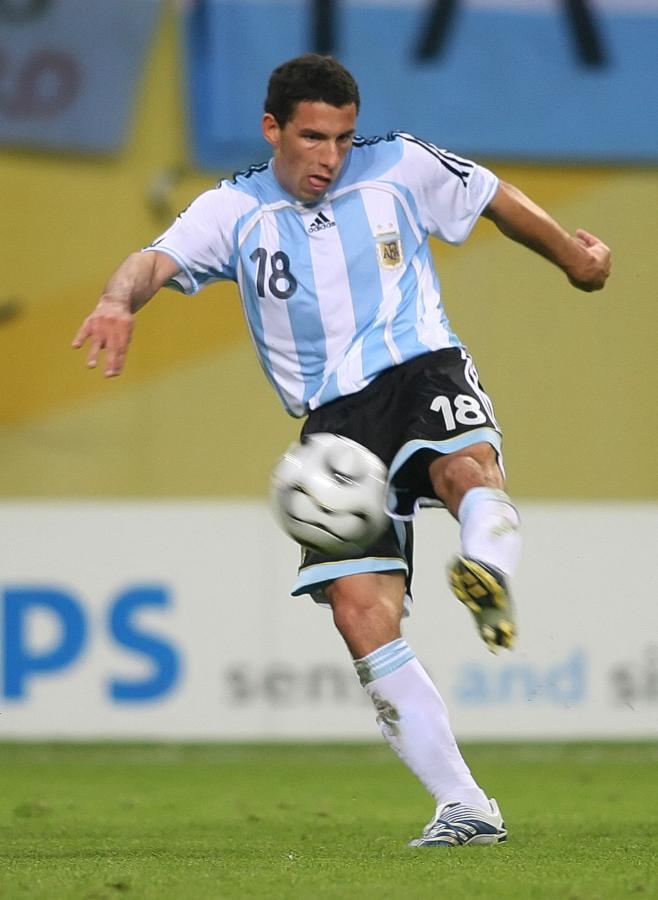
[448,556,516,652]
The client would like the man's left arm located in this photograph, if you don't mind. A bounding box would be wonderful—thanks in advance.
[482,180,611,292]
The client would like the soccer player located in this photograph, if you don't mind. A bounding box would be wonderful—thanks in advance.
[72,54,610,847]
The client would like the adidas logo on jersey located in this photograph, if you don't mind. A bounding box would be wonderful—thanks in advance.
[308,211,336,233]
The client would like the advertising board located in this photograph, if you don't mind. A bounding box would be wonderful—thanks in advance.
[1,501,656,739]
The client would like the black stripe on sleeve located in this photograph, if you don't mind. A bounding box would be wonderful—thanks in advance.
[394,132,473,186]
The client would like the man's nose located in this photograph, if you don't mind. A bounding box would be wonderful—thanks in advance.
[320,141,340,170]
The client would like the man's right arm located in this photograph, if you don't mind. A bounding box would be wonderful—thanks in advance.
[72,249,181,378]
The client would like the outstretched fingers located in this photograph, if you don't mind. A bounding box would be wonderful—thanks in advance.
[71,303,133,377]
[99,317,132,377]
[71,317,104,369]
[71,318,92,351]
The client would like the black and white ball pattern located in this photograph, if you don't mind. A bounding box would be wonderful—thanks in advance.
[271,433,389,554]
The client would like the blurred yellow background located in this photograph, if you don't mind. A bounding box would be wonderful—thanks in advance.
[1,9,655,499]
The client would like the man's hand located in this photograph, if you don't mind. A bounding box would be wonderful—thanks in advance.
[566,228,612,292]
[72,250,180,378]
[72,298,134,378]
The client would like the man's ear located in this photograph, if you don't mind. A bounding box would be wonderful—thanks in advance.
[262,113,281,148]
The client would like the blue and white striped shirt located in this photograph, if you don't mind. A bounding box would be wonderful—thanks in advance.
[147,132,498,417]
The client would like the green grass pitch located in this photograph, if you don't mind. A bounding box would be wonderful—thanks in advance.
[0,742,656,899]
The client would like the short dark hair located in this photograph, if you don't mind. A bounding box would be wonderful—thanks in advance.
[264,54,360,126]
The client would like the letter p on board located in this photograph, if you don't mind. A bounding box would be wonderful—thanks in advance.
[2,587,86,698]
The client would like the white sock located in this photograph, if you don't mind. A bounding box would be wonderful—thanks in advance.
[458,487,521,578]
[355,639,489,809]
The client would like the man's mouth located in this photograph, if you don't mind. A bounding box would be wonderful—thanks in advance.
[308,174,331,193]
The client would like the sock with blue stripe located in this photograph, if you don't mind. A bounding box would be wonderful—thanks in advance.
[355,638,489,809]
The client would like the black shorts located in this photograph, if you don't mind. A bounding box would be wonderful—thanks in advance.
[291,347,502,604]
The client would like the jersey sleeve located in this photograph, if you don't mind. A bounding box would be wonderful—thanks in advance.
[394,134,498,245]
[142,185,239,294]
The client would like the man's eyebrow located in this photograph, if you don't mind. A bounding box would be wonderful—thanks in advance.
[299,128,355,138]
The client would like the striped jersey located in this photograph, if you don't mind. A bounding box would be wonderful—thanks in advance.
[146,132,498,417]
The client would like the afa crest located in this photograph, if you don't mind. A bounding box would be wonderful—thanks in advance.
[375,231,403,270]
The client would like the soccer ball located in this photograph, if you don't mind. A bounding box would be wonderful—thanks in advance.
[270,433,389,555]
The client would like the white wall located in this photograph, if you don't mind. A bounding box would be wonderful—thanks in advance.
[1,501,656,740]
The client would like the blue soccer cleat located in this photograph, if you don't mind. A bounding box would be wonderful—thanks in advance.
[408,798,507,848]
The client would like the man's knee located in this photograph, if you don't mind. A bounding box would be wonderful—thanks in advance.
[325,572,406,658]
[430,443,503,513]
[438,454,484,491]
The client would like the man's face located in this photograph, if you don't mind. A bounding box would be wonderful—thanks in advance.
[263,100,357,202]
